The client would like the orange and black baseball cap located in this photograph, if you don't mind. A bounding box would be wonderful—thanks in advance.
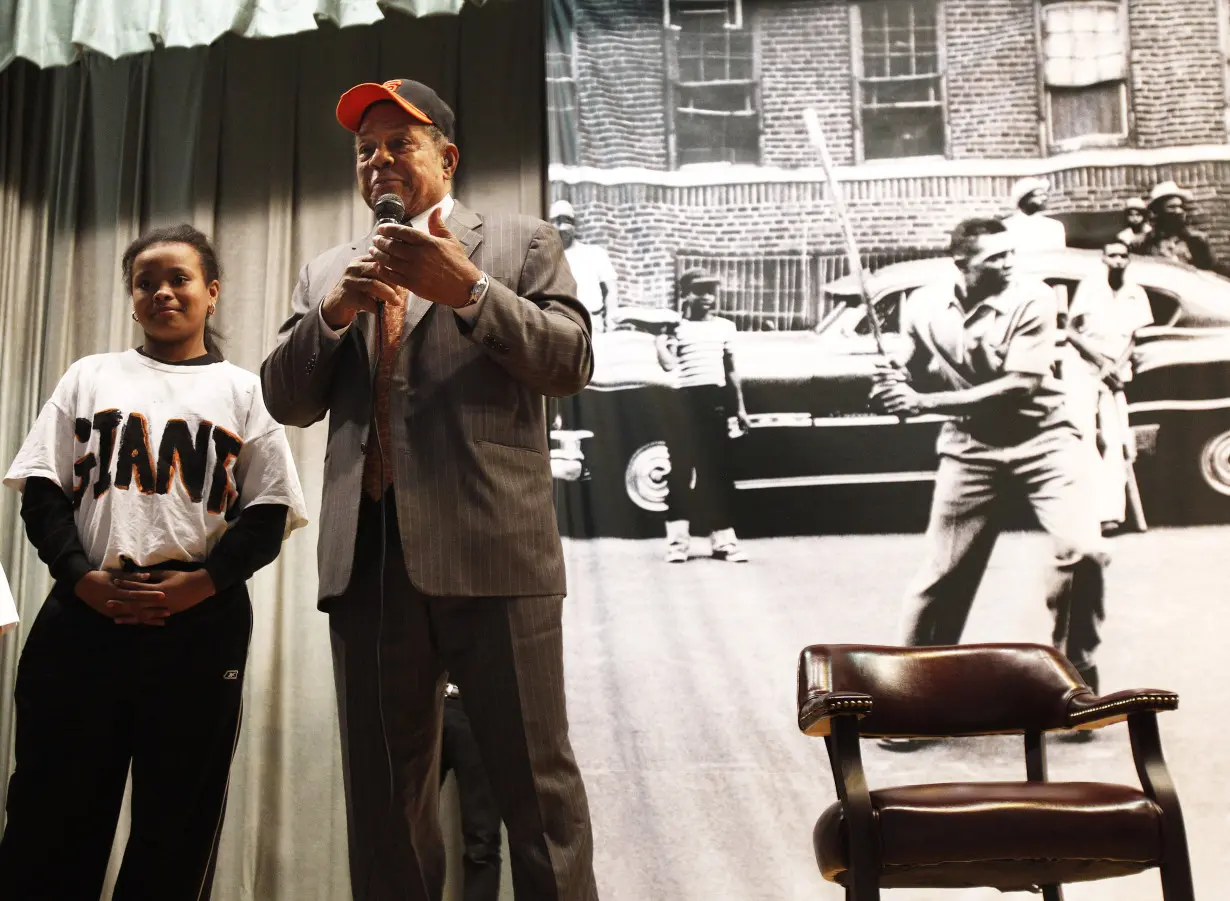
[336,78,456,141]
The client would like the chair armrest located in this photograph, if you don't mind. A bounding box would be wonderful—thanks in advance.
[1064,688,1178,730]
[798,691,874,736]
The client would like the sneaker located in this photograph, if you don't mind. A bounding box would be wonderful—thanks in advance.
[664,520,691,563]
[665,544,689,563]
[710,528,748,562]
[712,543,748,563]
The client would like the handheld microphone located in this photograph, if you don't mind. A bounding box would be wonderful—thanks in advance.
[371,193,405,314]
[373,192,405,227]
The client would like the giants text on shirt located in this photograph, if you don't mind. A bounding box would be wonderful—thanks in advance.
[4,349,308,571]
[69,409,243,515]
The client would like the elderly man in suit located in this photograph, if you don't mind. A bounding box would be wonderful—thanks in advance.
[261,79,599,901]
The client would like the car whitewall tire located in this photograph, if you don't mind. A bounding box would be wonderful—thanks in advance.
[625,441,672,512]
[1198,428,1230,497]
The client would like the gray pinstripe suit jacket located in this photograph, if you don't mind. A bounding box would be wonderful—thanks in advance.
[260,201,592,602]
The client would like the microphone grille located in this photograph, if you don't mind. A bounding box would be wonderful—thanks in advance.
[373,193,405,224]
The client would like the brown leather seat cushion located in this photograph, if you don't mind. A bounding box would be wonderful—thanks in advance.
[815,782,1163,890]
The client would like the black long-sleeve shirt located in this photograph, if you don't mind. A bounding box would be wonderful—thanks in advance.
[21,476,288,595]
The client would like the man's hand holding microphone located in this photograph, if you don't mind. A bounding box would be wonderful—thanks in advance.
[367,208,483,310]
[321,193,412,331]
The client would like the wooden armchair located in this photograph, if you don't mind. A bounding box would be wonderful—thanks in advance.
[796,643,1194,900]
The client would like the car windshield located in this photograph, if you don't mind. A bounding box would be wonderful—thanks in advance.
[815,292,900,337]
[814,298,860,335]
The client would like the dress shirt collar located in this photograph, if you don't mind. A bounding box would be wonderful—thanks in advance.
[368,194,454,238]
[947,277,1015,319]
[409,193,454,231]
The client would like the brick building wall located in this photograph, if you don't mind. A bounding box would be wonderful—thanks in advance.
[568,0,1229,169]
[555,160,1230,310]
[573,0,667,168]
[945,0,1041,158]
[557,0,1230,315]
[1130,0,1226,146]
[756,0,1043,166]
[756,1,855,167]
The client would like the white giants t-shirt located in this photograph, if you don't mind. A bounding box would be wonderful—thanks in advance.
[4,350,309,570]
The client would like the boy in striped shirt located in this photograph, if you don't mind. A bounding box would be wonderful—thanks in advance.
[655,269,751,563]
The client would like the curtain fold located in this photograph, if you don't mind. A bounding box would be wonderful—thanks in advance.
[1,0,470,73]
[0,3,543,896]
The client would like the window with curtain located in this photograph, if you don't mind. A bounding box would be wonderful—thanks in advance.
[851,0,947,161]
[1041,0,1129,148]
[665,0,760,167]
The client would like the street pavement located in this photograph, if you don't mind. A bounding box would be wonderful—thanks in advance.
[554,525,1228,901]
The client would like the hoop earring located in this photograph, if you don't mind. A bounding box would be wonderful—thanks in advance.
[207,306,216,316]
[131,311,138,322]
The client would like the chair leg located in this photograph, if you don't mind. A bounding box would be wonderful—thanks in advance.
[847,877,880,901]
[1128,713,1196,901]
[1042,884,1064,901]
[1160,854,1196,901]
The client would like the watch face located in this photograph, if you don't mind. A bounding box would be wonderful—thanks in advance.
[469,274,488,304]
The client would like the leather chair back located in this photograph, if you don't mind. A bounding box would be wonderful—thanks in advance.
[798,643,1087,737]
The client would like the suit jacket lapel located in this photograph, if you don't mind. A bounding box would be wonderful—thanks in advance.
[448,201,484,263]
[398,200,485,342]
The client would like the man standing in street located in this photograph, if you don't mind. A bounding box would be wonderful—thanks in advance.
[655,269,751,564]
[872,218,1109,745]
[550,200,619,332]
[261,78,599,901]
[1141,180,1217,271]
[1066,240,1154,533]
[1002,176,1067,253]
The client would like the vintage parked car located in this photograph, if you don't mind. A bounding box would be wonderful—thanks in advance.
[550,248,1230,538]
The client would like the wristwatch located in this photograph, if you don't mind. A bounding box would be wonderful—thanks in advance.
[463,272,490,308]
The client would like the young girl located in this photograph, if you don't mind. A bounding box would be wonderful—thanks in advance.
[0,224,308,900]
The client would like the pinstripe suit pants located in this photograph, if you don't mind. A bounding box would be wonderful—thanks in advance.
[327,494,598,901]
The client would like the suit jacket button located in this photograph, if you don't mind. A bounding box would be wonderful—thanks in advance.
[360,443,367,454]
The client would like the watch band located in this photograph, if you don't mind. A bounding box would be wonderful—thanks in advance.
[465,272,490,308]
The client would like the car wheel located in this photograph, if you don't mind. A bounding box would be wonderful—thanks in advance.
[624,441,672,512]
[1144,417,1230,524]
[1198,427,1230,498]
